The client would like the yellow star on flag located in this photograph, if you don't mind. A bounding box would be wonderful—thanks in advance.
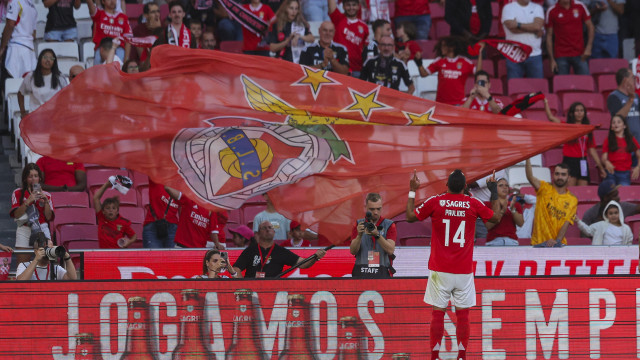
[293,66,340,99]
[403,107,447,125]
[341,87,389,121]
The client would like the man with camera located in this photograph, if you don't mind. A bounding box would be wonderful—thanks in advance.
[16,233,77,280]
[350,193,396,278]
[461,70,503,114]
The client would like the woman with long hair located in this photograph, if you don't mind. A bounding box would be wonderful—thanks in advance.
[17,49,68,118]
[267,0,314,63]
[198,249,239,278]
[602,114,640,185]
[544,100,606,185]
[10,163,55,264]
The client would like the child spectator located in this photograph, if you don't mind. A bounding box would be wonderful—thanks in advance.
[544,100,607,185]
[282,221,311,247]
[395,21,421,62]
[268,0,313,63]
[415,36,482,106]
[602,114,640,185]
[576,201,633,245]
[18,49,68,118]
[228,225,254,248]
[87,0,131,64]
[188,19,203,48]
[93,179,136,248]
[242,0,275,56]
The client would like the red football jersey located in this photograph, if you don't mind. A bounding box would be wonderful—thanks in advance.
[36,156,85,187]
[91,9,132,50]
[427,56,475,105]
[97,211,135,249]
[415,192,493,274]
[330,9,369,72]
[174,194,218,248]
[143,180,180,226]
[10,188,55,224]
[242,3,274,51]
[545,1,590,58]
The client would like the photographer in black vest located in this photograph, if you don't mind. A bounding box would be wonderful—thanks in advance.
[350,193,397,278]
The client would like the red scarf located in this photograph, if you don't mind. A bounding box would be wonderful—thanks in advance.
[168,23,191,48]
[468,39,532,63]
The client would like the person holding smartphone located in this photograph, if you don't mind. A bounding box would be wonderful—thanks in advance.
[198,249,239,278]
[461,70,503,114]
[10,163,55,264]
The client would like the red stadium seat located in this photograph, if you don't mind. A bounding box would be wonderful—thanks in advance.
[86,168,129,190]
[496,59,507,81]
[159,4,169,21]
[521,110,550,121]
[131,171,149,188]
[90,187,138,208]
[596,74,617,99]
[569,185,599,204]
[396,219,431,239]
[567,237,593,245]
[402,238,430,246]
[65,239,100,250]
[220,41,243,54]
[564,224,582,238]
[128,224,144,248]
[618,186,640,201]
[414,39,438,58]
[518,238,532,246]
[631,221,640,243]
[58,224,98,248]
[118,207,145,224]
[495,95,512,108]
[53,208,97,231]
[227,209,242,225]
[592,129,608,147]
[507,78,550,96]
[562,93,605,113]
[519,186,535,196]
[589,58,629,76]
[430,3,445,19]
[471,59,495,78]
[434,20,450,38]
[553,75,596,95]
[126,4,144,19]
[576,203,593,218]
[542,148,563,167]
[589,111,611,130]
[51,191,89,208]
[464,77,503,96]
[137,186,149,208]
[244,194,267,206]
[241,204,266,225]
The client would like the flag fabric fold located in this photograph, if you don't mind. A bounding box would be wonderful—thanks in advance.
[469,39,533,63]
[21,45,593,243]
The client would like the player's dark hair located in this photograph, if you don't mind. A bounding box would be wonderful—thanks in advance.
[365,193,382,204]
[447,170,466,194]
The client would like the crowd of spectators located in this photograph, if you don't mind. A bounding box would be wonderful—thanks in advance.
[2,0,640,280]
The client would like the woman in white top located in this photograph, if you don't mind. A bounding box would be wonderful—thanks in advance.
[18,48,68,117]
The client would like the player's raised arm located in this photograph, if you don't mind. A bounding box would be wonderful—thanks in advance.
[406,170,419,223]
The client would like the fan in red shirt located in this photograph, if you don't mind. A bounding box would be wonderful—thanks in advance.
[328,0,369,75]
[406,169,501,360]
[484,178,524,245]
[242,0,275,55]
[143,180,180,248]
[87,0,132,62]
[93,180,137,249]
[165,186,222,249]
[461,70,504,114]
[416,36,482,106]
[36,156,87,192]
[545,0,594,75]
[395,21,422,62]
[282,220,311,247]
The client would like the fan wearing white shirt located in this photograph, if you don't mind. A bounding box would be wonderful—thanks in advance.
[18,49,68,118]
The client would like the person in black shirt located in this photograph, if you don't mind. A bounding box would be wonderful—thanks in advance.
[299,21,349,74]
[360,35,414,93]
[44,0,81,41]
[232,220,326,278]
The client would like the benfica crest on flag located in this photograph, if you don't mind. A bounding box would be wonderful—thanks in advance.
[20,46,592,243]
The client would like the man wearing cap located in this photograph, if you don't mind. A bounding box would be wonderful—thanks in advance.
[232,220,326,278]
[581,178,640,225]
[228,225,254,248]
[282,221,311,247]
[526,159,578,247]
[350,192,396,278]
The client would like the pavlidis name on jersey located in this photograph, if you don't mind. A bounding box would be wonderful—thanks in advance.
[441,200,470,209]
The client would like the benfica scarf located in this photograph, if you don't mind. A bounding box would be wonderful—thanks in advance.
[120,35,158,48]
[218,0,269,36]
[168,23,191,48]
[468,39,532,63]
[501,92,546,116]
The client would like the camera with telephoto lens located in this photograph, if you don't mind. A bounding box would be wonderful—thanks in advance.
[364,211,377,232]
[45,246,66,261]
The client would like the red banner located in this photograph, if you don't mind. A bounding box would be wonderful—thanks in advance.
[0,277,639,359]
[468,39,533,63]
[20,46,593,244]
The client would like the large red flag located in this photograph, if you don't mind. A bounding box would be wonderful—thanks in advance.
[21,45,592,243]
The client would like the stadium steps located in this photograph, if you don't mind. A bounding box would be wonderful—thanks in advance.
[0,133,24,271]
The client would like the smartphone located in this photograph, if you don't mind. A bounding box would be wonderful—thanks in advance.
[477,80,487,87]
[221,252,228,261]
[32,183,42,194]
